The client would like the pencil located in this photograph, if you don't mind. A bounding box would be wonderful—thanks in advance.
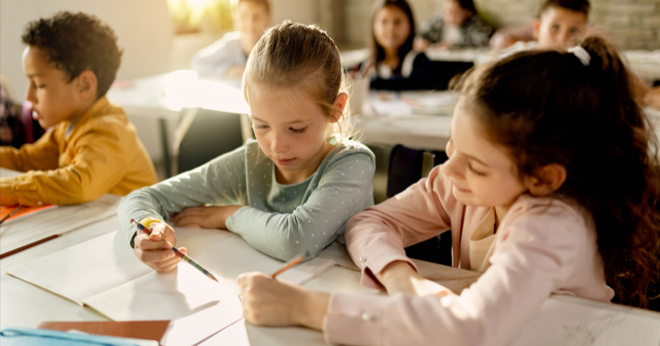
[0,205,24,226]
[130,219,219,282]
[0,234,59,259]
[271,251,311,278]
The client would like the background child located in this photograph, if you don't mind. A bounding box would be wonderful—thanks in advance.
[414,0,492,51]
[189,0,271,79]
[0,12,157,207]
[495,0,590,52]
[1,75,46,148]
[365,0,431,91]
[119,21,375,270]
[237,36,660,345]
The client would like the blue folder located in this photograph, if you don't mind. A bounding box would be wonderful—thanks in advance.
[0,327,158,346]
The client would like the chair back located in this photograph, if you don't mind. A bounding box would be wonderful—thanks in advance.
[426,61,474,90]
[173,108,246,174]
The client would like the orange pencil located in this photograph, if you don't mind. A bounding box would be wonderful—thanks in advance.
[271,251,311,278]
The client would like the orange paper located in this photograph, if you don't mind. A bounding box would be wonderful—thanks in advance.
[0,204,55,223]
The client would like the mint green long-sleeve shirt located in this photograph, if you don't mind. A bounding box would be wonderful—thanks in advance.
[118,139,375,260]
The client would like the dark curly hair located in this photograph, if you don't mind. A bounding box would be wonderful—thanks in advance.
[458,36,660,308]
[21,11,122,98]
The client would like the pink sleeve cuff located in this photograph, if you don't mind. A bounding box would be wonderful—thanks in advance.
[359,252,419,289]
[324,292,388,345]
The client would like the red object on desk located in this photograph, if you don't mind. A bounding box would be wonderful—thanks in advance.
[38,320,170,342]
[0,204,55,224]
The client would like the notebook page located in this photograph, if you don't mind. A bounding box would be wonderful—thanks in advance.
[509,296,660,346]
[6,230,153,304]
[84,234,335,321]
[6,227,235,304]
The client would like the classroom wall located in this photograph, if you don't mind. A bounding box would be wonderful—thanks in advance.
[0,0,175,99]
[340,0,660,51]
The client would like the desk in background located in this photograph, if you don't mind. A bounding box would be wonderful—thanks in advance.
[340,47,660,83]
[107,71,251,178]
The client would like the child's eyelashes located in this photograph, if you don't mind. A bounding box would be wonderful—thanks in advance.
[252,124,308,134]
[467,163,486,176]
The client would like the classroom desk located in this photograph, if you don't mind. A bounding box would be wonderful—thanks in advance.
[340,47,660,83]
[107,71,250,178]
[3,197,660,345]
[108,71,660,162]
[107,72,456,170]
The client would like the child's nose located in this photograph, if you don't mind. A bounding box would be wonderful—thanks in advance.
[441,154,464,180]
[270,133,289,153]
[25,86,36,104]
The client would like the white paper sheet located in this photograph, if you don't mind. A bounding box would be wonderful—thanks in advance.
[6,231,153,304]
[84,235,335,321]
[8,227,334,326]
[509,296,660,346]
[0,194,122,254]
[5,227,235,304]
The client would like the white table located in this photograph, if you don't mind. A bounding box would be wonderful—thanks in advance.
[3,199,660,345]
[107,71,251,177]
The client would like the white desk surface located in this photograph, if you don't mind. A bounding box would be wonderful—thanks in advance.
[3,197,660,345]
[107,70,249,122]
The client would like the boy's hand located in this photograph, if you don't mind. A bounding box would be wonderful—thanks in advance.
[237,272,329,330]
[169,205,242,229]
[133,222,187,272]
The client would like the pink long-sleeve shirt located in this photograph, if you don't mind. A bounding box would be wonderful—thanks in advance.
[324,165,614,346]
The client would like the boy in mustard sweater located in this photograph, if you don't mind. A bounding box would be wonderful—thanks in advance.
[0,12,157,206]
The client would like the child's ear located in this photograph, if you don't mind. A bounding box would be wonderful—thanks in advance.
[330,92,348,123]
[526,163,566,197]
[532,19,541,40]
[76,70,98,99]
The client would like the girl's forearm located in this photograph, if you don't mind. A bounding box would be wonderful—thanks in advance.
[294,288,330,330]
[376,260,418,288]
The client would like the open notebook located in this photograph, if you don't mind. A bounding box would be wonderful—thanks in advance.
[6,227,335,323]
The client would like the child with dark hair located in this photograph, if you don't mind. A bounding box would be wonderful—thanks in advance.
[491,0,590,50]
[0,12,157,206]
[364,0,431,91]
[415,0,492,50]
[237,36,660,345]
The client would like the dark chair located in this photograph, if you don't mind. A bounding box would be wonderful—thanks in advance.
[366,143,452,265]
[425,61,474,90]
[173,108,247,174]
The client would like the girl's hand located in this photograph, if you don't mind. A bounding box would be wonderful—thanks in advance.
[133,222,187,272]
[170,205,243,229]
[237,272,329,330]
[377,261,455,297]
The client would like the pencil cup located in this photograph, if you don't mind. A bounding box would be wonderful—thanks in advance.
[349,77,370,116]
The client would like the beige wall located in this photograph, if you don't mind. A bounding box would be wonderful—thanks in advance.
[0,0,320,100]
[0,0,175,100]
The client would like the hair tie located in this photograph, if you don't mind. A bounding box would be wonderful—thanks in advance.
[567,46,591,66]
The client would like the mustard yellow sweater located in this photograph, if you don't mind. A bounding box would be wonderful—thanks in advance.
[0,96,157,206]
